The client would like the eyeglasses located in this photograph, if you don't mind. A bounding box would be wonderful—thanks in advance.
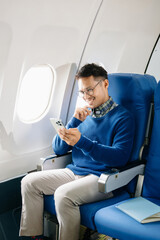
[78,79,104,98]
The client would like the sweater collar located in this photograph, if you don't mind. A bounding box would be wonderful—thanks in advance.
[91,97,118,118]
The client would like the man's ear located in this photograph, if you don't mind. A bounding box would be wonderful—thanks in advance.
[104,79,109,89]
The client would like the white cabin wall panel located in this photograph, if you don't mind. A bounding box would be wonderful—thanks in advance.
[0,147,53,182]
[80,0,160,73]
[146,37,160,82]
[117,33,157,73]
[0,22,12,97]
[0,0,103,180]
[25,26,79,69]
[0,0,102,130]
[0,0,102,70]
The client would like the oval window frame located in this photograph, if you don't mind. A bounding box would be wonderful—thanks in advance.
[17,64,55,123]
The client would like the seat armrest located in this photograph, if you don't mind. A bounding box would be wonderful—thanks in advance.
[98,160,146,193]
[37,151,72,171]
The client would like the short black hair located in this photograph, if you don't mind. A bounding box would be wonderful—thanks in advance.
[76,63,108,80]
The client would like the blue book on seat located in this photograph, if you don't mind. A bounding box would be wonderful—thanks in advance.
[116,197,160,223]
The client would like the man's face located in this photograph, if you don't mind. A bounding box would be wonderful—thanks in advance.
[78,75,109,109]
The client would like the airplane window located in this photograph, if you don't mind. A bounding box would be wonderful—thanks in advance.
[17,65,54,122]
[145,35,160,82]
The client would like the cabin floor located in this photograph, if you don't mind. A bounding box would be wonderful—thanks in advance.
[79,225,118,240]
[0,206,28,240]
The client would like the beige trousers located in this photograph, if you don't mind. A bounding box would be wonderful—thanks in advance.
[19,168,113,240]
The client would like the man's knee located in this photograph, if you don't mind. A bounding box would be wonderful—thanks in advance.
[54,185,75,211]
[21,173,37,193]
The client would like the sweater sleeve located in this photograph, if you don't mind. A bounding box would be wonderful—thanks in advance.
[74,114,135,167]
[52,117,82,155]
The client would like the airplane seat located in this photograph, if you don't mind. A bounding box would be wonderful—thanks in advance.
[107,73,156,194]
[42,73,157,234]
[94,81,160,240]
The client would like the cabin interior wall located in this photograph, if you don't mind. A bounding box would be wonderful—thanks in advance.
[0,0,102,181]
[80,0,160,73]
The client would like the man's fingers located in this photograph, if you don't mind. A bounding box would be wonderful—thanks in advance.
[59,128,81,146]
[74,106,91,121]
[84,106,91,113]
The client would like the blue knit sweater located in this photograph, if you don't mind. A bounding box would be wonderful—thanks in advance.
[52,105,135,176]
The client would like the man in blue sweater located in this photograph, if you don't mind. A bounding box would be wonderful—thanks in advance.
[19,64,135,240]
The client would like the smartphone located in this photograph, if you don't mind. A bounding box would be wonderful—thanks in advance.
[50,118,65,133]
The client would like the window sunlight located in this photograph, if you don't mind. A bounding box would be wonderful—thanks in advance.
[17,65,54,122]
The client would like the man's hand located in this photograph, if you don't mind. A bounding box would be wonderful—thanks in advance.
[74,106,91,121]
[58,128,81,146]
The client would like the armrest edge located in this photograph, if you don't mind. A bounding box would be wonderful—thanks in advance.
[98,163,146,193]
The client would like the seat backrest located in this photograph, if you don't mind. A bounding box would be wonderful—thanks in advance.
[142,81,160,200]
[108,73,157,163]
[108,73,157,194]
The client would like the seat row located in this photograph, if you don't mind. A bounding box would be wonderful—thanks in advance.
[40,73,159,240]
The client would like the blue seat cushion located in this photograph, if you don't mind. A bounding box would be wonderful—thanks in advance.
[95,197,160,240]
[44,190,130,230]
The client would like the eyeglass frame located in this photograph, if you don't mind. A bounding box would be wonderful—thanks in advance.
[77,78,105,98]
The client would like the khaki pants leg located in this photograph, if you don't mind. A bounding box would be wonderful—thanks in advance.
[54,174,113,240]
[19,168,76,236]
[19,169,113,240]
